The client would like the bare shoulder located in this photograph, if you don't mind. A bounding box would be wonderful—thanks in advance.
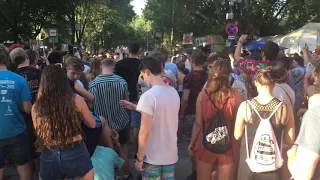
[196,90,203,103]
[74,96,85,109]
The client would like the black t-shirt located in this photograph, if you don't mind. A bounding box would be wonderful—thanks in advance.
[115,58,141,102]
[69,80,76,92]
[15,66,41,103]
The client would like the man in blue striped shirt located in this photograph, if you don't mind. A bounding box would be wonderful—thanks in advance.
[89,59,132,179]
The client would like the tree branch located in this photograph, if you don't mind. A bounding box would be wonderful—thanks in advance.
[273,0,289,19]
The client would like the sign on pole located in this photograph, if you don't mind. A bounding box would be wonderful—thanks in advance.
[228,36,236,40]
[48,28,58,37]
[183,32,193,45]
[226,24,238,36]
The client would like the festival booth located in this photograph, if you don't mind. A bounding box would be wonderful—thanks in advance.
[194,35,225,52]
[260,23,320,54]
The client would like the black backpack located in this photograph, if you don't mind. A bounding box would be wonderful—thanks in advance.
[202,90,232,154]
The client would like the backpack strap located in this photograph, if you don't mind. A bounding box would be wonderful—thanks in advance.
[246,100,283,121]
[205,90,229,110]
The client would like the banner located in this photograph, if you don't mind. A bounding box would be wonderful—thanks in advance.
[183,32,193,45]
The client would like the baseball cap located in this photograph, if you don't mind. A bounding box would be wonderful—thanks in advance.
[10,48,27,61]
[9,44,24,51]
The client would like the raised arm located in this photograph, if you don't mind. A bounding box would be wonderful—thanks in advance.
[234,35,248,66]
[75,82,94,101]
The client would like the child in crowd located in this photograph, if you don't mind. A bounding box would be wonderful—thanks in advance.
[91,129,126,180]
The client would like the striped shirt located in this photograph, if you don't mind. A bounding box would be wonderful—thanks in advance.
[89,74,130,131]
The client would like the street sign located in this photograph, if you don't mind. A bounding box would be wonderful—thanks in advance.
[226,24,238,36]
[228,36,236,40]
[183,32,193,45]
[49,37,58,44]
[48,28,58,37]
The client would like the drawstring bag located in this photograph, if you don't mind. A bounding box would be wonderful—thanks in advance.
[245,100,283,173]
[202,90,231,154]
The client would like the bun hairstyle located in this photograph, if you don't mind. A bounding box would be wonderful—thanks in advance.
[255,66,276,86]
[269,61,287,83]
[207,59,232,104]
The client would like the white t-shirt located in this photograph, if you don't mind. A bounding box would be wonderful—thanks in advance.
[136,85,180,165]
[76,80,84,88]
[272,83,295,107]
[84,65,90,74]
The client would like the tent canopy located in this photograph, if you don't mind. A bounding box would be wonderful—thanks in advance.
[259,23,320,54]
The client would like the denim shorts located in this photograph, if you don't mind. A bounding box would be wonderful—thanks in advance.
[0,131,31,168]
[40,141,93,180]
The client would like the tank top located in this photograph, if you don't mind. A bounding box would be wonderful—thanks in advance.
[237,98,286,180]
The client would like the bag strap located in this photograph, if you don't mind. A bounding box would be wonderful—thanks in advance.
[246,100,283,121]
[275,84,293,106]
[205,90,229,110]
[294,69,305,85]
[229,76,235,87]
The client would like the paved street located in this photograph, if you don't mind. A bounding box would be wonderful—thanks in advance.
[3,140,192,180]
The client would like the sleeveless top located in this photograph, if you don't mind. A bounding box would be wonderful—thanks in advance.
[237,98,287,180]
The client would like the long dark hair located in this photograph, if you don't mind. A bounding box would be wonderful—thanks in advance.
[207,59,232,104]
[33,65,82,149]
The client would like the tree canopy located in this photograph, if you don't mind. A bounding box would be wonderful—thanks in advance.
[0,0,319,53]
[142,0,320,51]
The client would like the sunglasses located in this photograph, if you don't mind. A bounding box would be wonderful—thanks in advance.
[140,70,146,80]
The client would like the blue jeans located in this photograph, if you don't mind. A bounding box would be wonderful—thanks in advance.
[40,141,93,180]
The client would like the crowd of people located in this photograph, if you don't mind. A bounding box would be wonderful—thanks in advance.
[1,34,320,180]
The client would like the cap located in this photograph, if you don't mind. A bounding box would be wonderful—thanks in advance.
[10,48,27,61]
[9,44,24,51]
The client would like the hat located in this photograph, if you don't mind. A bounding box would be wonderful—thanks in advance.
[9,44,24,51]
[10,48,27,61]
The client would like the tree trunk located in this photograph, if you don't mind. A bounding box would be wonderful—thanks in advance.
[12,18,18,43]
[71,6,76,45]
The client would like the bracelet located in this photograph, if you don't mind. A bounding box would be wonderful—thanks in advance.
[136,154,145,162]
[238,41,244,44]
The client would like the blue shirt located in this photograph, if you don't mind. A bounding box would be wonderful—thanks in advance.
[165,62,178,76]
[0,70,31,139]
[91,146,124,180]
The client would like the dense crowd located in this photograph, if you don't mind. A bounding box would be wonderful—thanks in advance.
[0,34,320,180]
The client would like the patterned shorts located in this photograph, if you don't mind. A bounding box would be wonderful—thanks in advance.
[141,163,175,180]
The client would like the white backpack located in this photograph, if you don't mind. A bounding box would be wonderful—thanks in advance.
[245,100,284,173]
